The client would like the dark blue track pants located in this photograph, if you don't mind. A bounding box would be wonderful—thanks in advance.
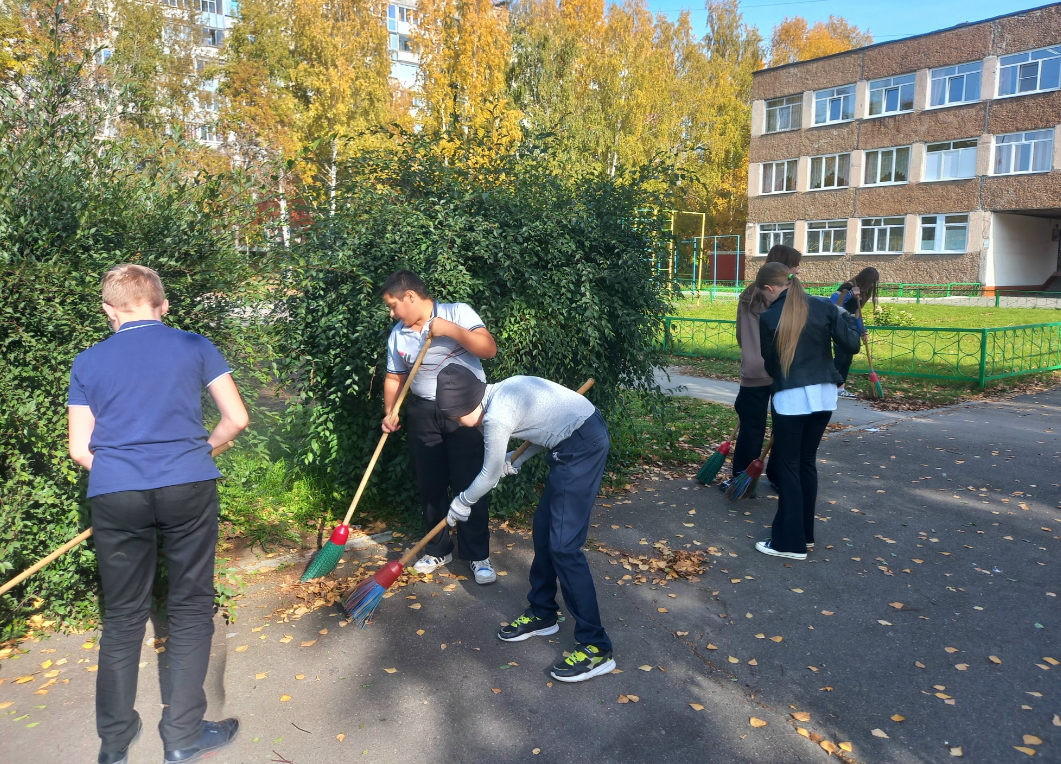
[527,410,612,651]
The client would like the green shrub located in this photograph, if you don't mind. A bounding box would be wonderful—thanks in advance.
[0,37,266,635]
[276,136,672,524]
[869,305,916,327]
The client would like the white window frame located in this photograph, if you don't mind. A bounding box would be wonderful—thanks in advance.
[760,159,797,195]
[814,84,855,125]
[860,217,905,254]
[199,0,218,13]
[202,27,224,47]
[759,223,795,254]
[806,220,847,255]
[919,214,969,253]
[863,146,911,186]
[808,152,850,191]
[993,130,1054,175]
[998,46,1061,98]
[868,74,916,117]
[929,62,982,108]
[764,95,802,134]
[924,139,978,181]
[198,124,220,144]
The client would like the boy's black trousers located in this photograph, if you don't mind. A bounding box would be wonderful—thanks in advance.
[91,480,218,753]
[406,394,490,561]
[528,410,612,651]
[833,343,855,383]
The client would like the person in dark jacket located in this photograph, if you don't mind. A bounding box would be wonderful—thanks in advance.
[722,244,802,493]
[755,263,862,560]
[830,267,879,398]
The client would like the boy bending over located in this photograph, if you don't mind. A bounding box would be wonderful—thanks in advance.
[435,366,615,682]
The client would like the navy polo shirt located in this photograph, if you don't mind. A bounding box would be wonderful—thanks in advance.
[67,320,232,498]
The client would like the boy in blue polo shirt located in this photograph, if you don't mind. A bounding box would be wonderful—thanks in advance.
[67,264,249,764]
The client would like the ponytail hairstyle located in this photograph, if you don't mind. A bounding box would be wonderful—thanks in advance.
[853,267,880,310]
[757,261,808,377]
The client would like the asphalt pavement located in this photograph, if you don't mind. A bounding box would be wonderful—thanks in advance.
[2,389,1059,764]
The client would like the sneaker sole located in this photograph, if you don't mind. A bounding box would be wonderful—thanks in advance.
[755,542,807,560]
[164,727,239,764]
[551,657,617,683]
[473,573,497,585]
[497,623,559,642]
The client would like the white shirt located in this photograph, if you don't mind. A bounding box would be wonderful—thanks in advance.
[773,383,838,416]
[386,301,487,400]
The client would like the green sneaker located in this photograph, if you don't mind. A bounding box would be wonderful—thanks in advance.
[497,611,559,642]
[550,644,616,683]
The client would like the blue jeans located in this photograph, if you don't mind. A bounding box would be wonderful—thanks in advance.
[527,410,612,651]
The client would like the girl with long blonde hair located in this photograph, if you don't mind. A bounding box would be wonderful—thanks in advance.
[755,263,861,560]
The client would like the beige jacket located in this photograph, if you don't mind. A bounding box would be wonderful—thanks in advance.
[736,293,772,388]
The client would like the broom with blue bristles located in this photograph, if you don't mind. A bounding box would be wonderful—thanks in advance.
[725,436,773,501]
[300,335,433,582]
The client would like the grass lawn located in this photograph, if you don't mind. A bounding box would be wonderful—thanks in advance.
[673,299,1061,328]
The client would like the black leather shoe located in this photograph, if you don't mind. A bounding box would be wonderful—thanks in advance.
[98,717,142,764]
[163,718,239,763]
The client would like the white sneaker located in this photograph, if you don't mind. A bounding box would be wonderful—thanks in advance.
[412,553,452,575]
[470,558,497,585]
[755,540,807,561]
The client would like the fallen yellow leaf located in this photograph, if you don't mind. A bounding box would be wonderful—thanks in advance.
[945,647,958,653]
[770,636,783,643]
[416,629,425,636]
[40,660,52,670]
[300,640,317,648]
[956,664,968,671]
[409,603,422,610]
[86,665,98,672]
[891,714,905,722]
[821,741,838,754]
[889,602,903,609]
[915,661,926,668]
[235,645,249,652]
[871,728,889,738]
[82,642,93,650]
[839,742,853,752]
[989,655,1002,665]
[255,673,268,680]
[690,703,705,711]
[797,728,809,738]
[1054,714,1061,726]
[280,694,291,702]
[42,670,60,678]
[279,636,293,644]
[532,748,540,755]
[1024,735,1043,745]
[657,608,668,613]
[626,694,639,702]
[728,656,739,664]
[749,717,767,728]
[1044,657,1059,666]
[706,644,718,650]
[617,694,630,704]
[791,588,803,594]
[792,711,810,722]
[383,668,397,674]
[296,674,305,680]
[638,665,653,671]
[951,745,963,756]
[491,687,502,694]
[319,629,328,635]
[755,633,765,639]
[748,659,758,666]
[1014,747,1036,756]
[0,702,12,709]
[337,734,345,742]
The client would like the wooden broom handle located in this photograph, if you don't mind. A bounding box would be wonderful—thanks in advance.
[339,336,434,528]
[0,440,235,597]
[725,422,739,443]
[508,378,595,463]
[400,518,450,567]
[854,303,876,367]
[758,436,774,460]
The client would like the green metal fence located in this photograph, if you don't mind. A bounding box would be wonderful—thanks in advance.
[662,317,1061,388]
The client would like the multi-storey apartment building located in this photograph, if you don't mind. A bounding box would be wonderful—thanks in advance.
[746,2,1061,290]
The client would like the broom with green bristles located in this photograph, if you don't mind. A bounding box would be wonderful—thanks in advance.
[696,423,739,485]
[301,335,433,582]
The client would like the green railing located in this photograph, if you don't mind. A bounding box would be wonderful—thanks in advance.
[662,317,1061,388]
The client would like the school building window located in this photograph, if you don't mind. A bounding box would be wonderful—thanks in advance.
[202,27,224,47]
[809,152,850,190]
[863,146,910,185]
[993,130,1053,175]
[930,62,982,107]
[925,139,978,181]
[860,217,905,253]
[999,46,1061,97]
[920,214,969,253]
[814,84,854,125]
[759,222,795,254]
[199,0,219,13]
[868,74,915,116]
[806,220,847,254]
[764,95,802,134]
[761,159,797,195]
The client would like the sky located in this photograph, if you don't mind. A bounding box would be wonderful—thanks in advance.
[646,0,1045,48]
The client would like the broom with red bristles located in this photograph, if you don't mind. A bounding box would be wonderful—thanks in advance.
[342,378,596,627]
[300,335,433,582]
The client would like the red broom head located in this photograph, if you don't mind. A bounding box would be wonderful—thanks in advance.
[718,441,731,456]
[373,560,404,589]
[328,524,350,546]
[869,371,879,383]
[744,458,765,480]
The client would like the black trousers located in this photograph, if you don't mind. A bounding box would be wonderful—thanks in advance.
[833,344,855,383]
[528,411,611,650]
[732,384,777,483]
[92,481,218,753]
[406,394,490,561]
[769,410,831,553]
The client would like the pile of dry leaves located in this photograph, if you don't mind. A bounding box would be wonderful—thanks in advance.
[593,539,711,585]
